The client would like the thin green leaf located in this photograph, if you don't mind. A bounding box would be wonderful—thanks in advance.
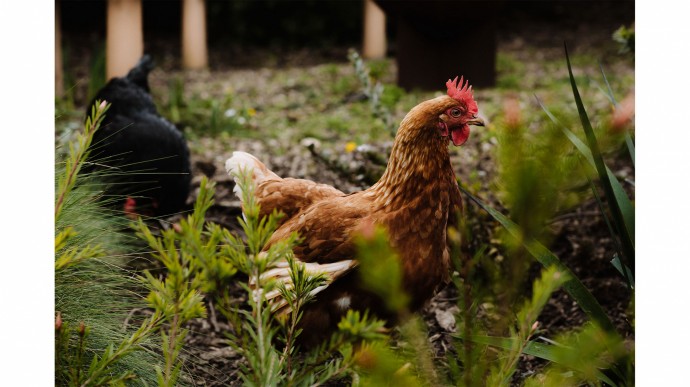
[624,132,635,164]
[564,43,634,273]
[611,255,634,288]
[586,171,633,289]
[598,62,618,106]
[459,187,617,334]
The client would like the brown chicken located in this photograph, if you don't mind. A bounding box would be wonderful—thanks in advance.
[226,77,483,346]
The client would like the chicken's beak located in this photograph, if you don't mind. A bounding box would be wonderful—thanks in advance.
[466,116,485,127]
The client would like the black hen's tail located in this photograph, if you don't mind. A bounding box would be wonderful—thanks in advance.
[126,54,155,92]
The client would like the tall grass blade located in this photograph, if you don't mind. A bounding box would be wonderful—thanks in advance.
[459,187,617,334]
[586,172,633,289]
[623,132,635,166]
[564,43,634,275]
[611,255,634,288]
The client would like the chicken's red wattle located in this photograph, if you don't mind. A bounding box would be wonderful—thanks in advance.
[450,125,470,146]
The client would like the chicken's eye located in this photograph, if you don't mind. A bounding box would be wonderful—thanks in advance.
[450,108,462,117]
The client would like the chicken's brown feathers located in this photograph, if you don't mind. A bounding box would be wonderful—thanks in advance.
[266,194,370,263]
[255,178,344,223]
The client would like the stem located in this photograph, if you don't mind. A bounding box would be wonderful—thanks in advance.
[76,329,86,384]
[55,150,82,219]
[283,322,294,380]
[499,329,534,385]
[282,297,301,381]
[164,313,181,385]
[55,102,107,219]
[252,265,272,383]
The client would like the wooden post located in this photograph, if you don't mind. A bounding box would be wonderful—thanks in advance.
[55,0,63,96]
[362,0,386,59]
[182,0,208,70]
[106,0,144,80]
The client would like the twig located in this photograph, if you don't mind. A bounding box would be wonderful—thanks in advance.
[208,300,220,333]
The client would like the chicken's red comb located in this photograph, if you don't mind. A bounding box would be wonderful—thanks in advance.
[446,76,478,115]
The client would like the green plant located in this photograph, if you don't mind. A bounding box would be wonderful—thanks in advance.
[55,195,163,386]
[337,221,594,386]
[348,49,400,135]
[454,45,634,385]
[55,101,164,386]
[486,266,569,385]
[537,45,635,289]
[55,101,108,220]
[126,168,391,385]
[613,24,635,54]
[489,95,581,327]
[55,314,162,386]
[132,177,263,385]
[160,78,255,137]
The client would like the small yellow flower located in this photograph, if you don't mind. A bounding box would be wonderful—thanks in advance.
[345,142,357,153]
[247,108,257,117]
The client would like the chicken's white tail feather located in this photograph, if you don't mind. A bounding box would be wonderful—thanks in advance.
[249,257,358,315]
[225,151,280,201]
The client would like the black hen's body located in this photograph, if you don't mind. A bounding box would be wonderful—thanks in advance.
[85,55,191,216]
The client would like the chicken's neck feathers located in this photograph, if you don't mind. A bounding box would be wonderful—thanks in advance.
[365,100,459,303]
[370,125,455,211]
[367,120,457,307]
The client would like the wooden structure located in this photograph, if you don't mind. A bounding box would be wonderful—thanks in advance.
[182,0,208,69]
[55,0,63,96]
[55,0,209,87]
[106,0,144,79]
[362,0,387,59]
[374,1,500,90]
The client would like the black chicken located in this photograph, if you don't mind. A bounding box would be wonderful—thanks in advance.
[85,55,191,217]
